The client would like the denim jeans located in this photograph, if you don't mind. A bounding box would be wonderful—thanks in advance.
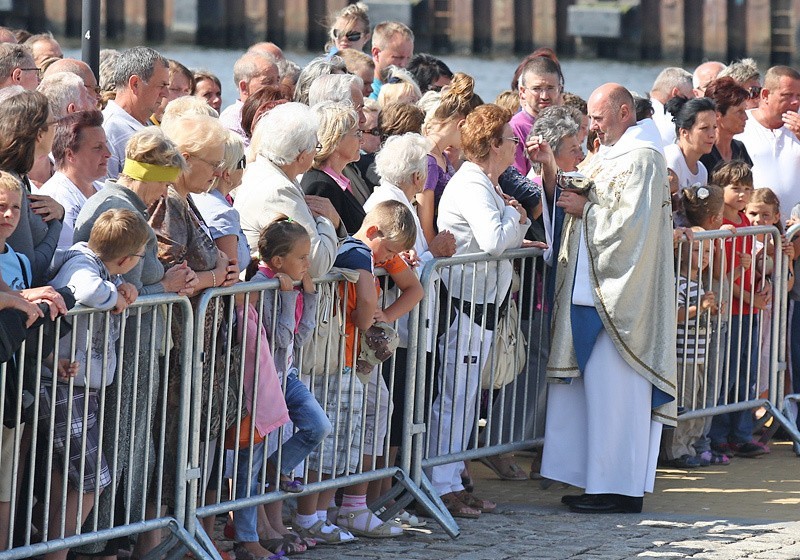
[232,440,264,542]
[268,370,332,474]
[709,313,759,445]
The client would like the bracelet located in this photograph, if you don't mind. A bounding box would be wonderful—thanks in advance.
[210,270,217,288]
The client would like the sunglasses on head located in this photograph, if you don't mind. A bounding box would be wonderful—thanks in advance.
[334,29,363,42]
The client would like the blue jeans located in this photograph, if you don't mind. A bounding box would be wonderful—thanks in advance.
[232,441,264,542]
[709,314,759,445]
[268,370,331,474]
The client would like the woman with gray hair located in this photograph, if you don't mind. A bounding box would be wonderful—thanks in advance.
[293,55,347,105]
[363,133,455,516]
[301,101,365,233]
[234,101,345,278]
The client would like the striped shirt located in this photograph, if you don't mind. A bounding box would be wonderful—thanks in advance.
[676,275,709,363]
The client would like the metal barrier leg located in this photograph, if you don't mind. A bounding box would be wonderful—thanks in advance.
[412,471,460,538]
[763,402,800,451]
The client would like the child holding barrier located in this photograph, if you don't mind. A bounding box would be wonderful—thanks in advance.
[41,208,150,560]
[232,216,330,557]
[708,162,771,458]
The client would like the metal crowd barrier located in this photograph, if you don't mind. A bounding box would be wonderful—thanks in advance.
[405,246,547,536]
[188,271,441,551]
[783,223,800,454]
[671,226,800,446]
[0,293,206,560]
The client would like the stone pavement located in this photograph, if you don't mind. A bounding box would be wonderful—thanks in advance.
[280,442,800,560]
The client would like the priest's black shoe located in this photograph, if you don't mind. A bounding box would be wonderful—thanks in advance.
[561,493,593,506]
[568,494,643,514]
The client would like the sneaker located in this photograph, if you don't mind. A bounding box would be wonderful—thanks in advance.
[667,454,702,468]
[734,441,770,458]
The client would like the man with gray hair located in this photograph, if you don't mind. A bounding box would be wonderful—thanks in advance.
[0,43,39,90]
[102,46,169,179]
[43,58,100,107]
[23,32,63,68]
[649,66,694,146]
[369,21,414,100]
[219,51,279,145]
[38,71,96,118]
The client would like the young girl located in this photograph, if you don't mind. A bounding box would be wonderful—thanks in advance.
[678,184,732,466]
[250,218,348,550]
[745,188,795,403]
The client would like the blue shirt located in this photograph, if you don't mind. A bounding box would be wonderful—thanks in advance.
[0,244,31,290]
[369,76,383,101]
[191,189,251,273]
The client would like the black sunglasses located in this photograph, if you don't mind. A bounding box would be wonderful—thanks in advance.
[362,128,381,137]
[334,29,363,42]
[748,86,762,99]
[236,156,246,170]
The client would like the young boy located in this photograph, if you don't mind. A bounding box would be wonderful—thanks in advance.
[298,200,423,542]
[708,161,770,458]
[40,208,150,560]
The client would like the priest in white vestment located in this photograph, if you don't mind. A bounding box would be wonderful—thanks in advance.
[540,83,678,513]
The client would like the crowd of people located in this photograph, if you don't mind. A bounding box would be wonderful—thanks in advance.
[0,1,798,558]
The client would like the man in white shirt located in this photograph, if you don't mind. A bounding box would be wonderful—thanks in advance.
[736,65,800,214]
[649,67,694,146]
[102,47,169,180]
[218,50,279,145]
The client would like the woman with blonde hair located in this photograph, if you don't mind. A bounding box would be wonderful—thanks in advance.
[301,101,365,233]
[326,1,371,53]
[418,72,481,243]
[377,66,422,107]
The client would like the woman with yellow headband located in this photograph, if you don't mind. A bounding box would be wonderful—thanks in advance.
[71,126,199,558]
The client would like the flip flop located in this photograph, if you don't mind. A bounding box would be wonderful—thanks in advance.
[478,455,528,480]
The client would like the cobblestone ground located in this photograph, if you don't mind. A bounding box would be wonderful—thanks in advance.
[214,443,800,560]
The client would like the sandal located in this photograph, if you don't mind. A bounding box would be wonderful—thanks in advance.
[454,489,496,513]
[259,535,306,556]
[441,491,480,519]
[478,455,528,481]
[698,450,730,466]
[284,532,315,549]
[279,479,304,493]
[293,519,358,545]
[394,510,427,527]
[336,508,403,538]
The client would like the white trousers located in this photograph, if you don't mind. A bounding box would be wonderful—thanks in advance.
[540,331,662,496]
[427,309,493,495]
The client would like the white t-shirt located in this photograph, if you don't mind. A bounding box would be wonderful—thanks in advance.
[39,171,100,250]
[736,110,800,214]
[651,98,677,147]
[664,144,708,190]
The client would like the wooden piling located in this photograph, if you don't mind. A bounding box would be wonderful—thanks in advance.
[702,0,727,62]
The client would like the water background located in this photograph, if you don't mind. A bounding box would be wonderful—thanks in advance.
[66,45,669,108]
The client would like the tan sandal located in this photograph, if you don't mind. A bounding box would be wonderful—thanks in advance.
[454,489,496,513]
[441,491,481,519]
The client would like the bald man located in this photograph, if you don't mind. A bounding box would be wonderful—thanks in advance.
[540,83,677,514]
[693,61,726,97]
[219,51,280,145]
[43,58,100,107]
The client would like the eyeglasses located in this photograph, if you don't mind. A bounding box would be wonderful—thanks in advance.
[748,86,762,99]
[85,83,101,95]
[503,136,520,145]
[315,142,323,152]
[334,29,363,42]
[362,128,381,137]
[236,156,246,170]
[524,84,560,96]
[350,129,364,139]
[191,154,226,171]
[130,252,146,259]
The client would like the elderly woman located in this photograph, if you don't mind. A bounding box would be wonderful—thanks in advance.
[701,77,752,172]
[718,58,761,110]
[39,109,110,249]
[191,130,251,274]
[72,127,196,557]
[153,114,238,549]
[235,102,344,278]
[428,104,530,518]
[301,101,366,234]
[233,102,342,547]
[363,133,455,513]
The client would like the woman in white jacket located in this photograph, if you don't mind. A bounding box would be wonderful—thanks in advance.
[429,104,530,518]
[234,102,346,279]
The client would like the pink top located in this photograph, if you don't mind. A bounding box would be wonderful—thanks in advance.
[322,165,351,193]
[509,109,536,175]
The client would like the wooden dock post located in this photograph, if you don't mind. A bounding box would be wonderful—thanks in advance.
[450,0,473,54]
[659,0,683,62]
[702,0,727,62]
[746,0,771,67]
